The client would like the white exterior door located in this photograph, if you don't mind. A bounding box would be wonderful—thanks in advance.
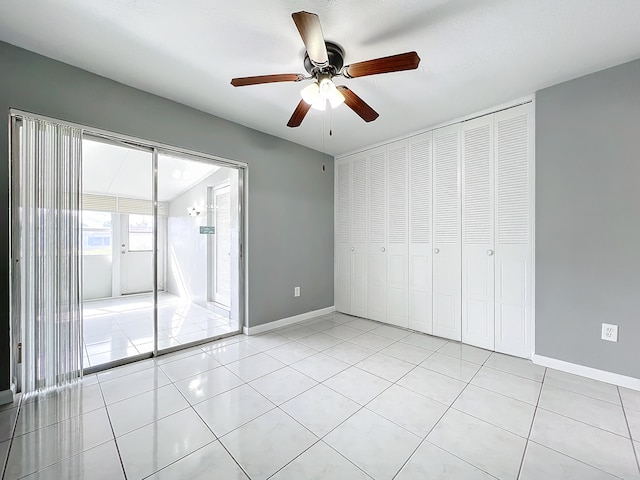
[386,141,409,327]
[432,124,462,341]
[367,148,387,322]
[408,132,433,334]
[462,116,495,350]
[350,155,368,318]
[494,103,534,357]
[120,213,154,295]
[213,185,231,308]
[335,159,351,314]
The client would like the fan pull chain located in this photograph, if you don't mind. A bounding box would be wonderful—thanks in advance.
[329,107,333,136]
[322,110,325,154]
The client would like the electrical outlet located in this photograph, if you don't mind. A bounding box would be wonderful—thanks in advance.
[294,286,300,297]
[601,323,618,342]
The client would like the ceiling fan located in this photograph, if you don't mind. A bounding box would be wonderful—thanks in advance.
[230,11,421,128]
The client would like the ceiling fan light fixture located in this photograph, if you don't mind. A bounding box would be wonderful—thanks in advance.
[300,81,319,105]
[328,88,345,109]
[318,76,335,99]
[310,96,327,111]
[300,81,327,110]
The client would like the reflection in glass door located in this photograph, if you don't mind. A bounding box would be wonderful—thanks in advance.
[156,151,241,350]
[211,184,232,309]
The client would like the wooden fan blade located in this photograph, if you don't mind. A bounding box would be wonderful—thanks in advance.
[231,73,304,87]
[336,86,379,122]
[292,11,329,66]
[344,51,420,78]
[287,99,312,128]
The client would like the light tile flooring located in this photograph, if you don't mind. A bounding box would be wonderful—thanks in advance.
[83,293,237,367]
[2,312,640,479]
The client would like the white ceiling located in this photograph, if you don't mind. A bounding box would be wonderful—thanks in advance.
[2,1,640,156]
[83,138,219,201]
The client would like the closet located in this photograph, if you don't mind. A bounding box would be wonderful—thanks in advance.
[335,102,533,358]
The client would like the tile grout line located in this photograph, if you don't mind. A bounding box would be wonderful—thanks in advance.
[391,349,498,479]
[167,372,253,480]
[0,396,23,480]
[515,365,546,479]
[264,406,363,480]
[96,379,129,480]
[521,372,630,479]
[617,386,640,474]
[235,320,436,478]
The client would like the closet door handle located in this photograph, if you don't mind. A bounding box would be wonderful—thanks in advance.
[381,247,386,253]
[434,248,439,254]
[487,249,494,256]
[351,247,355,251]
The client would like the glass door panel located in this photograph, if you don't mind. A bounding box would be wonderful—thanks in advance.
[156,151,241,350]
[81,136,154,368]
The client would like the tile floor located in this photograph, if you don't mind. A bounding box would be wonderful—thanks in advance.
[2,312,639,479]
[82,293,238,367]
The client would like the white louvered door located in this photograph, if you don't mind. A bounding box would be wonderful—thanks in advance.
[432,124,462,340]
[408,132,433,334]
[386,141,409,327]
[494,103,533,357]
[367,147,387,322]
[351,155,368,318]
[335,157,351,314]
[462,116,495,350]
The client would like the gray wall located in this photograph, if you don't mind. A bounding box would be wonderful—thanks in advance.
[536,58,640,378]
[0,41,334,391]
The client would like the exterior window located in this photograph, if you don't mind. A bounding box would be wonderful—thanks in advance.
[82,211,112,256]
[128,214,153,251]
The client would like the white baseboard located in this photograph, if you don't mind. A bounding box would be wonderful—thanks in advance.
[532,354,640,391]
[0,388,14,406]
[243,306,336,336]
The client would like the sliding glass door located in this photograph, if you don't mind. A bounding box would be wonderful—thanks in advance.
[11,110,245,389]
[81,139,244,372]
[81,136,155,368]
[156,151,241,349]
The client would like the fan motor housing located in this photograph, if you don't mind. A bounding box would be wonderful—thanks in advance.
[304,41,345,76]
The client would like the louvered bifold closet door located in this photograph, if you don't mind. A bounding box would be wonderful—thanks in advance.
[432,124,462,340]
[494,103,533,358]
[367,147,387,322]
[350,155,368,318]
[386,140,409,327]
[408,132,433,334]
[462,116,495,350]
[335,157,352,314]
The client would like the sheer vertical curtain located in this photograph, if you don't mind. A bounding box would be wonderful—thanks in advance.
[14,115,83,393]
